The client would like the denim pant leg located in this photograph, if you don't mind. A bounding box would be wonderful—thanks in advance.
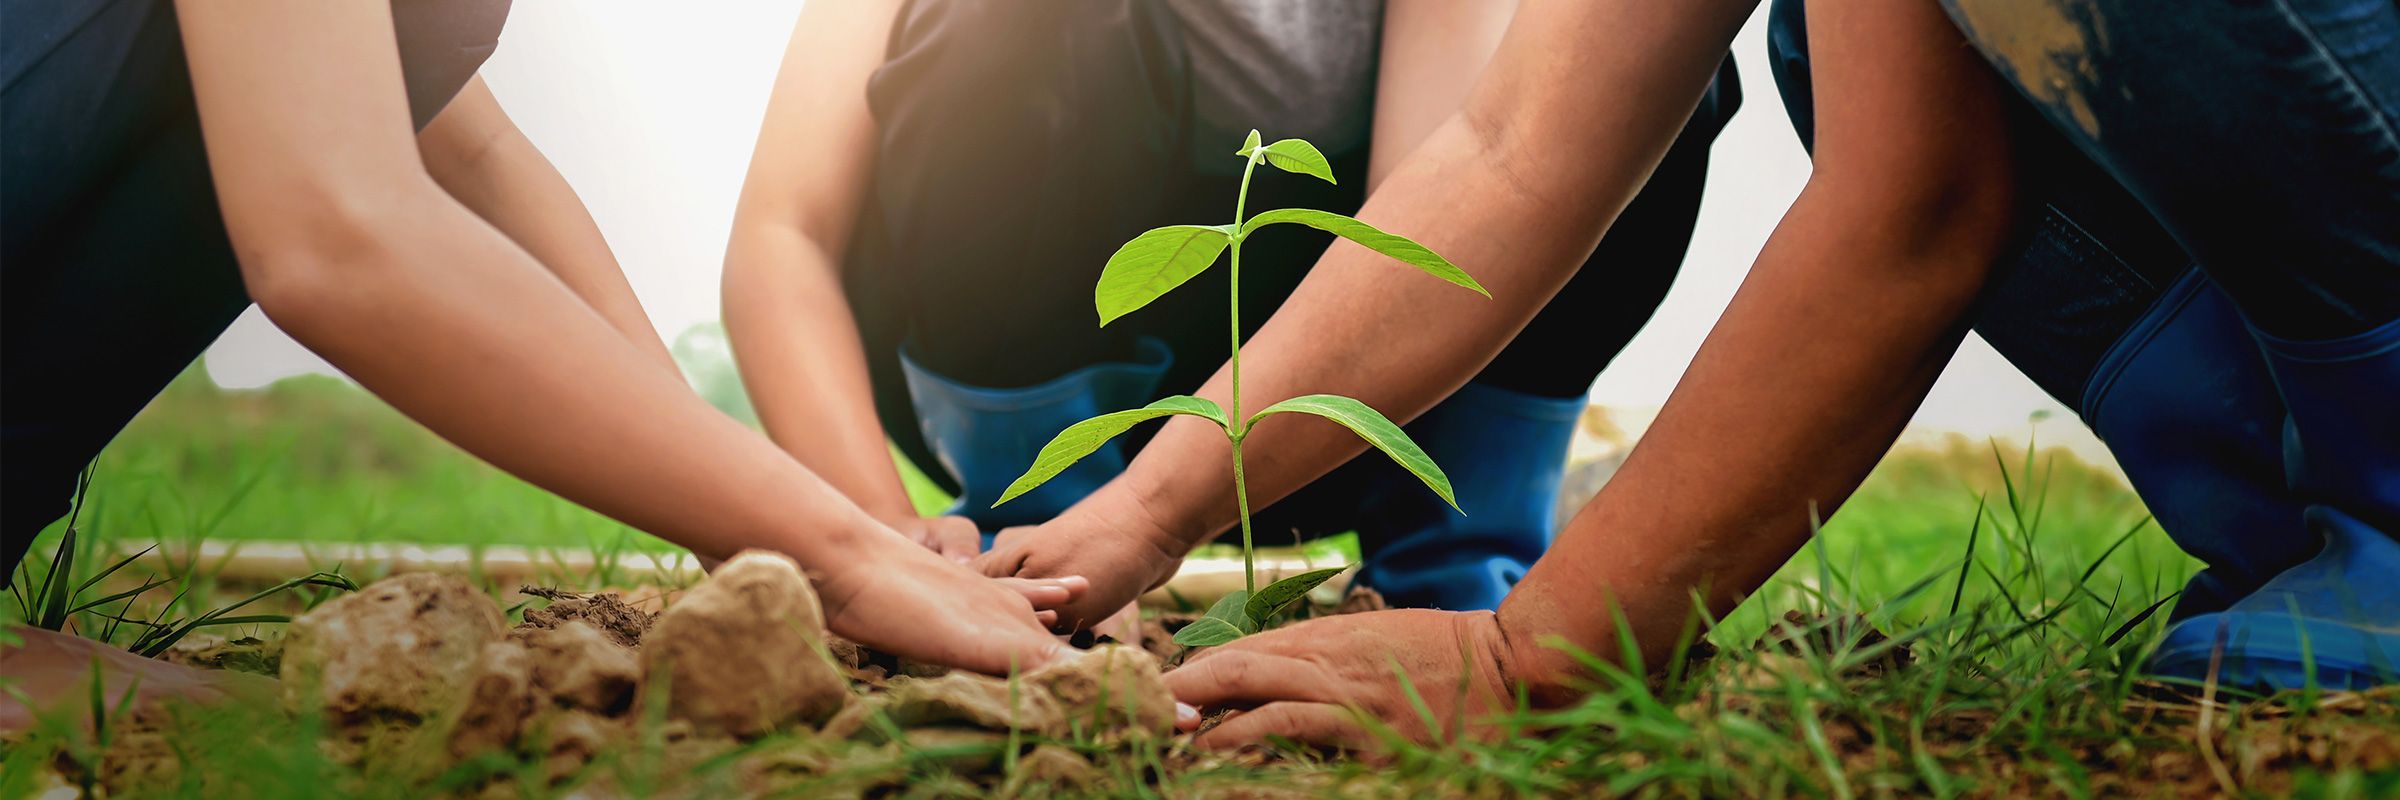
[1941,0,2400,546]
[0,0,503,578]
[1765,0,2324,615]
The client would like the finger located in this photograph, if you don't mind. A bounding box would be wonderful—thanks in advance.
[932,517,982,563]
[972,539,1028,578]
[994,576,1087,609]
[1037,609,1059,627]
[1163,649,1343,709]
[1176,701,1201,731]
[1196,702,1377,753]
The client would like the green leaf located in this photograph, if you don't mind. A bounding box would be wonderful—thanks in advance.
[1245,567,1348,625]
[1248,394,1458,511]
[1236,129,1263,157]
[1172,617,1245,647]
[1256,139,1336,184]
[993,396,1227,507]
[1205,589,1255,633]
[1237,209,1486,297]
[1094,225,1236,326]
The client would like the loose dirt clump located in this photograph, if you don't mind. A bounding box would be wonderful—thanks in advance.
[519,621,640,714]
[162,634,283,676]
[516,586,653,649]
[1030,644,1177,738]
[279,572,507,724]
[638,550,848,737]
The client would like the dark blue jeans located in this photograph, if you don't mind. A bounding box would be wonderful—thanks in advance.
[0,0,507,579]
[1768,0,2399,617]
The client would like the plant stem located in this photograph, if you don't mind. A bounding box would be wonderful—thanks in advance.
[1230,147,1260,596]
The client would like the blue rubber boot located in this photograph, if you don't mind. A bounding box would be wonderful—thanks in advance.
[2084,273,2319,619]
[2091,272,2399,690]
[1351,383,1584,612]
[899,338,1172,531]
[2153,312,2400,691]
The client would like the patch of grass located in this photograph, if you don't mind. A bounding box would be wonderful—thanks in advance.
[13,367,2395,797]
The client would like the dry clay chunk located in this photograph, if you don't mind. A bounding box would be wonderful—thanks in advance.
[448,621,641,758]
[448,640,537,758]
[281,573,506,721]
[640,550,848,736]
[1029,645,1176,738]
[521,621,641,714]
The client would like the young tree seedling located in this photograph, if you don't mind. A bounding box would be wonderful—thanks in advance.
[993,130,1486,646]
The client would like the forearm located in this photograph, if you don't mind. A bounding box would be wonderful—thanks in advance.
[1497,0,2026,701]
[1497,182,1998,700]
[252,180,885,564]
[1080,0,1755,551]
[722,223,919,522]
[419,78,676,370]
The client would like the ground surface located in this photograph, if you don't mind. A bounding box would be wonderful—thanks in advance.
[5,368,2397,797]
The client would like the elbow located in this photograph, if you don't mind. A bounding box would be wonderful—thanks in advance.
[1800,150,2022,299]
[228,180,432,334]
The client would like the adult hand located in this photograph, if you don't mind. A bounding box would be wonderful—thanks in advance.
[812,532,1085,676]
[1163,609,1526,753]
[885,514,984,564]
[975,503,1187,632]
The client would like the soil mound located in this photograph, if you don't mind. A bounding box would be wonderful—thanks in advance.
[515,586,653,649]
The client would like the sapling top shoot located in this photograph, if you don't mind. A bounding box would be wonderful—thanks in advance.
[995,130,1486,646]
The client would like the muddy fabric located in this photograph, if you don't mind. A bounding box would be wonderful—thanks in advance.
[847,0,1740,498]
[0,0,511,580]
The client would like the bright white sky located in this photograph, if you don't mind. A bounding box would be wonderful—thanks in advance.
[201,1,2114,465]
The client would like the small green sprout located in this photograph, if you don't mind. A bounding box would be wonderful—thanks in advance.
[995,130,1486,645]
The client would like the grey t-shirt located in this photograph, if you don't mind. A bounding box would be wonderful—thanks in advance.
[1168,0,1382,173]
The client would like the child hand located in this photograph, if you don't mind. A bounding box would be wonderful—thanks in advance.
[812,532,1079,676]
[884,514,984,563]
[975,505,1188,633]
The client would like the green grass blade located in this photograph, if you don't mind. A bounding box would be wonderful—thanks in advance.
[1949,494,1986,618]
[72,544,158,598]
[36,525,79,631]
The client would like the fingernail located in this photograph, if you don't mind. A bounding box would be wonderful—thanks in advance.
[1058,576,1090,591]
[1175,702,1200,726]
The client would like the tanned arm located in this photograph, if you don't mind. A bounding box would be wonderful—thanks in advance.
[718,0,984,558]
[417,76,677,371]
[1162,0,2027,749]
[173,0,1066,675]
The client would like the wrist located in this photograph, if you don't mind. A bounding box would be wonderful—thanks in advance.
[1493,591,1589,709]
[770,500,889,573]
[1065,479,1193,566]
